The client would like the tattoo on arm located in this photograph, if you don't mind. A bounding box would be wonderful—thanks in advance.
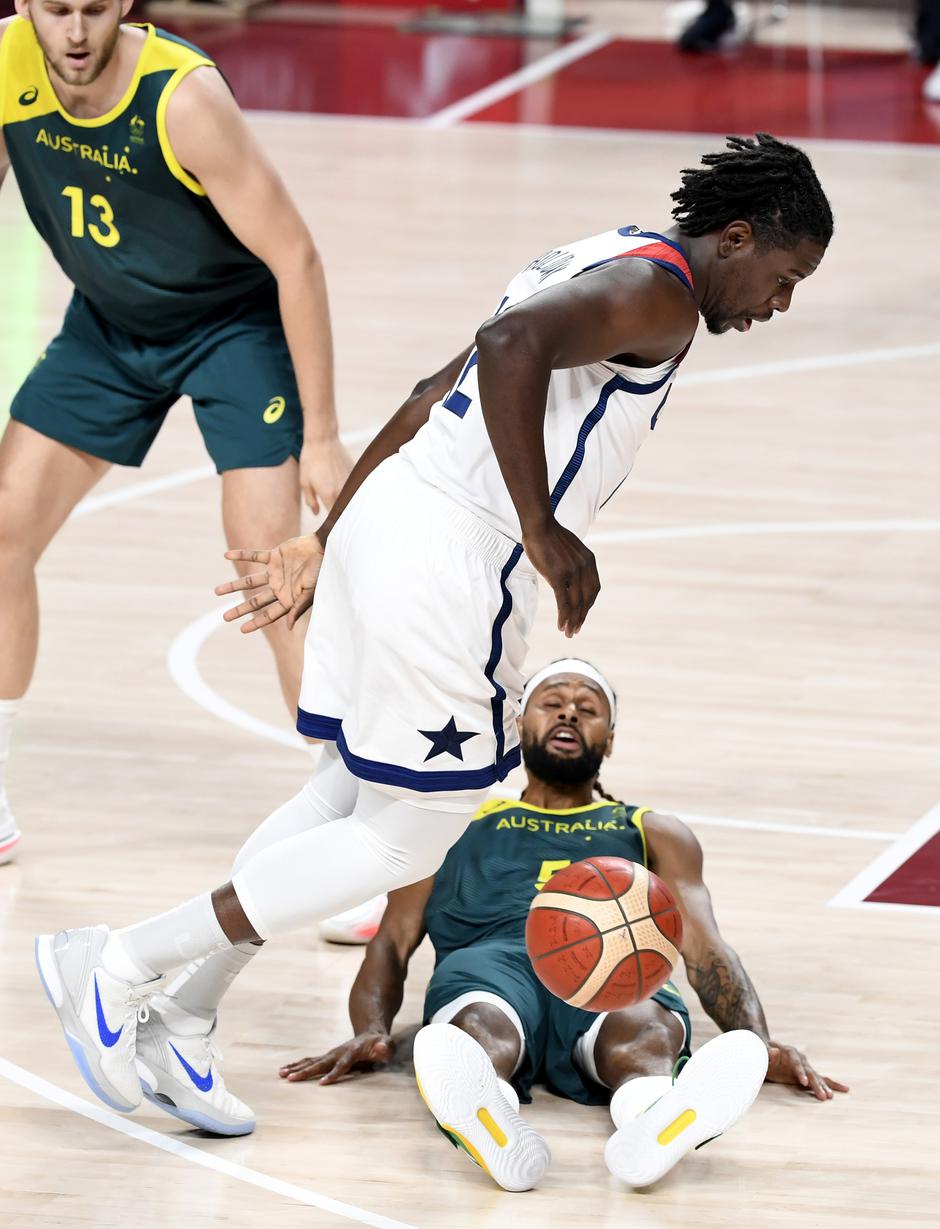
[687,946,770,1040]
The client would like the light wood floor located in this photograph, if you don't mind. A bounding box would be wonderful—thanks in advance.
[1,117,939,1229]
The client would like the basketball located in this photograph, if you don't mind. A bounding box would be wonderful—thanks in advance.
[525,857,683,1012]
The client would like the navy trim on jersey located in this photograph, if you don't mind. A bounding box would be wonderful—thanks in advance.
[442,351,479,418]
[484,542,525,764]
[296,711,341,739]
[294,711,522,791]
[550,373,629,512]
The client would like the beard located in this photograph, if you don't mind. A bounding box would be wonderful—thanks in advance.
[37,21,121,88]
[521,731,606,788]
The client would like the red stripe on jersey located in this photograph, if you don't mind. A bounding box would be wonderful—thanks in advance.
[618,241,694,290]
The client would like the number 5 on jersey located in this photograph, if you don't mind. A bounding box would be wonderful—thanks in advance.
[61,186,120,248]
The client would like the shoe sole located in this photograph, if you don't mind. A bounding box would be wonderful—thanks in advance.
[138,1076,256,1137]
[35,934,139,1114]
[0,828,21,865]
[413,1023,550,1192]
[605,1029,768,1187]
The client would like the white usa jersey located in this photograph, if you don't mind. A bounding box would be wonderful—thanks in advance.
[401,227,696,542]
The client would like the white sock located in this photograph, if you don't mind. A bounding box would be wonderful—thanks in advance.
[103,891,231,984]
[497,1078,520,1114]
[0,697,18,813]
[155,943,259,1034]
[609,1075,673,1129]
[154,745,356,1022]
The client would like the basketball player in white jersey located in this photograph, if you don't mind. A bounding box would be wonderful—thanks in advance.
[36,134,834,1136]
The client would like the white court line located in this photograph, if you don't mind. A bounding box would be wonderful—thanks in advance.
[828,802,940,914]
[0,1057,418,1229]
[70,426,377,522]
[246,108,940,159]
[422,31,612,128]
[588,517,940,546]
[66,342,940,523]
[167,604,305,751]
[678,811,897,842]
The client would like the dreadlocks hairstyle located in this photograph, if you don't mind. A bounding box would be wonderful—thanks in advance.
[593,779,619,803]
[671,132,833,251]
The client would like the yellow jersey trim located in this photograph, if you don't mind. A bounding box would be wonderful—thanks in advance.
[473,796,624,820]
[0,18,65,127]
[155,59,213,196]
[631,805,651,866]
[38,24,155,129]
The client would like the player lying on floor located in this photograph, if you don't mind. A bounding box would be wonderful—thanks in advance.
[281,660,848,1191]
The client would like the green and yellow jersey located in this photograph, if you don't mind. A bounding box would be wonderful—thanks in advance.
[0,19,274,339]
[425,797,651,963]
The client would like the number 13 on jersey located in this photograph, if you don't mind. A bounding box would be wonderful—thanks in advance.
[61,186,120,248]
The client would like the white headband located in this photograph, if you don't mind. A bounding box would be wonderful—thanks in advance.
[521,659,617,727]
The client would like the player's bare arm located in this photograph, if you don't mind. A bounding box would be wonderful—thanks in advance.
[218,346,472,632]
[278,877,434,1084]
[644,810,849,1101]
[475,261,696,639]
[164,67,348,513]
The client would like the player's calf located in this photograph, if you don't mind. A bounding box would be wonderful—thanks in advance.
[413,1023,550,1192]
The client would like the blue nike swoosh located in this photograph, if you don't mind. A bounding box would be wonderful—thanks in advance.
[169,1042,214,1092]
[94,975,123,1048]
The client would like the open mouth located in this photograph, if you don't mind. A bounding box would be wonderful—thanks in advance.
[547,727,583,755]
[66,51,91,67]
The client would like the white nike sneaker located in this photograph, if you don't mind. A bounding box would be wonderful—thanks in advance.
[318,895,388,945]
[0,792,21,865]
[413,1023,551,1192]
[35,925,151,1113]
[136,998,255,1136]
[605,1029,769,1187]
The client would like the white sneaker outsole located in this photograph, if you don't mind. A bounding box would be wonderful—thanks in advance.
[0,825,21,865]
[605,1029,768,1187]
[413,1023,551,1192]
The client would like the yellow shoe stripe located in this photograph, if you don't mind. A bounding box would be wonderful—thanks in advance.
[476,1107,507,1148]
[657,1108,697,1146]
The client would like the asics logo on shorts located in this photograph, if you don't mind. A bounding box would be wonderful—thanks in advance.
[93,975,123,1048]
[169,1043,214,1092]
[262,396,286,424]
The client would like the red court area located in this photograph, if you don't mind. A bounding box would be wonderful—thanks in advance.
[149,17,940,143]
[866,830,940,908]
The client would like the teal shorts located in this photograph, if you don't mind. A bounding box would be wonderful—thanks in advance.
[10,289,303,473]
[424,937,691,1107]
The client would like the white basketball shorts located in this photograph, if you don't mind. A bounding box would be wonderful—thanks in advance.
[297,454,538,796]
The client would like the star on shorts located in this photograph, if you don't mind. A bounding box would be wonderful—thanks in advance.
[419,716,478,762]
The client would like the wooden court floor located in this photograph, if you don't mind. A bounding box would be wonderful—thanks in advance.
[1,119,939,1228]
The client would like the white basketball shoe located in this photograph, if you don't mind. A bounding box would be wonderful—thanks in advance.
[605,1029,768,1187]
[0,792,21,865]
[35,925,150,1113]
[318,895,388,945]
[413,1023,551,1192]
[135,996,255,1136]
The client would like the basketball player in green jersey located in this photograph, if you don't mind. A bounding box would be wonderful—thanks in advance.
[281,661,847,1191]
[0,1,351,863]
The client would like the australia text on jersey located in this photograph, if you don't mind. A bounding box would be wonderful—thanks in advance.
[495,815,628,835]
[34,129,138,176]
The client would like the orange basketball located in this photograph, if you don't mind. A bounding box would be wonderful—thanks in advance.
[525,856,683,1012]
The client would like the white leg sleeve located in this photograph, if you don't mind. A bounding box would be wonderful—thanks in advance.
[232,742,359,873]
[232,782,481,940]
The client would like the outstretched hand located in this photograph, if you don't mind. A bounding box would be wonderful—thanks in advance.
[522,520,600,638]
[766,1040,849,1101]
[216,535,325,633]
[278,1032,395,1084]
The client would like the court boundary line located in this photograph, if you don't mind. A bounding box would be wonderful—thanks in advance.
[246,109,940,158]
[67,341,940,523]
[828,802,940,914]
[0,1057,420,1229]
[421,31,612,128]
